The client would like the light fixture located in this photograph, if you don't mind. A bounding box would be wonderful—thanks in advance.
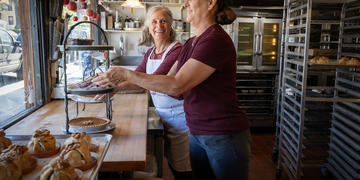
[121,0,144,8]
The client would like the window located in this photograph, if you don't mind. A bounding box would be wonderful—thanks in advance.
[0,0,46,128]
[8,0,13,11]
[8,16,13,25]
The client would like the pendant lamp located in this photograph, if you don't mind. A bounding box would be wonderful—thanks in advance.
[121,0,144,8]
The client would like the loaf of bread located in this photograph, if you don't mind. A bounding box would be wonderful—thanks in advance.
[39,156,78,180]
[0,130,11,151]
[346,58,360,65]
[339,56,349,64]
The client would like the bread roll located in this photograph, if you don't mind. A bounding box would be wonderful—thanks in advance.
[339,56,349,65]
[346,58,360,65]
[318,56,330,64]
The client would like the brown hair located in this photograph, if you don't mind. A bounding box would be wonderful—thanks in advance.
[138,6,176,46]
[216,0,236,25]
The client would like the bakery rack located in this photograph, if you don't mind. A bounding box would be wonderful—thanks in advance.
[323,0,360,179]
[275,0,360,179]
[60,21,114,134]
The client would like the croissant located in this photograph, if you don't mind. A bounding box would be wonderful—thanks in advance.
[61,142,91,168]
[27,129,57,154]
[39,156,78,180]
[0,153,22,180]
[0,129,11,151]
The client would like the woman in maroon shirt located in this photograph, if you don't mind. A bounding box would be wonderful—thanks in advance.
[93,0,251,179]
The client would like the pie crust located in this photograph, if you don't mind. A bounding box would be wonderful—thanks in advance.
[69,117,110,129]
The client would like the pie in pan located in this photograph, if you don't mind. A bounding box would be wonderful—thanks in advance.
[69,117,110,129]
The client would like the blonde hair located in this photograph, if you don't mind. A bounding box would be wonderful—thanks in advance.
[138,6,176,46]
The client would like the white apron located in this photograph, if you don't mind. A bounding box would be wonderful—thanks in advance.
[146,42,191,172]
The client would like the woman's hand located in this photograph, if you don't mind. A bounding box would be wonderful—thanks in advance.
[92,67,128,87]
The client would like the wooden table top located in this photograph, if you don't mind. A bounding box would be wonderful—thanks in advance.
[5,93,149,171]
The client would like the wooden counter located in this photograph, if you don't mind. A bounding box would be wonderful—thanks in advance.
[5,93,148,171]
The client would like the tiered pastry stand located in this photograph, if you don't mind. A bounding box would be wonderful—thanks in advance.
[60,21,114,134]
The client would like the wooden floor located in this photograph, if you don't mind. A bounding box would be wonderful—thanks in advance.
[98,132,278,180]
[162,132,277,180]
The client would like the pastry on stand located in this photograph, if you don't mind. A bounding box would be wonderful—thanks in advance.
[0,152,22,180]
[2,144,37,174]
[27,129,60,158]
[39,156,79,180]
[0,129,11,151]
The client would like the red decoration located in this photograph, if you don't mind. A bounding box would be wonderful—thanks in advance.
[86,9,93,17]
[80,2,87,9]
[67,1,77,11]
[64,0,69,5]
[79,0,86,2]
[95,14,100,21]
[92,13,97,19]
[73,16,78,21]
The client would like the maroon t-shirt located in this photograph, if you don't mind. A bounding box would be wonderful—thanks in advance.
[176,24,249,135]
[135,42,182,75]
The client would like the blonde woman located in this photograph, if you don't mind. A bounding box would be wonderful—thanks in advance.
[95,6,192,179]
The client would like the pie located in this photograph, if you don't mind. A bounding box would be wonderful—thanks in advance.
[69,117,110,129]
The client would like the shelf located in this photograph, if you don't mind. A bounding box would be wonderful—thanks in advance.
[59,45,114,52]
[105,29,142,33]
[102,0,184,6]
[305,97,360,102]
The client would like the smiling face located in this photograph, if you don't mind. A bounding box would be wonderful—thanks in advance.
[149,10,171,42]
[184,0,210,26]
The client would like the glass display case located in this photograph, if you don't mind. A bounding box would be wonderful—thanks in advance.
[233,17,282,71]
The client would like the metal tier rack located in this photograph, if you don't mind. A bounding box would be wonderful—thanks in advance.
[60,21,114,134]
[276,0,358,179]
[324,1,360,179]
[236,72,277,127]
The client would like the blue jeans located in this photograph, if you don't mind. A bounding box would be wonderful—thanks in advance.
[189,130,251,180]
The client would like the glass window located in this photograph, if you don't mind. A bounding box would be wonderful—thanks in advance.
[8,16,13,25]
[0,0,39,128]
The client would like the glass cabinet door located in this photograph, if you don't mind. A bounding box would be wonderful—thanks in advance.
[235,22,255,66]
[259,20,281,70]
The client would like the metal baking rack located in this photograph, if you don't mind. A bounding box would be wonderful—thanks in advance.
[275,0,360,179]
[60,21,114,134]
[323,0,360,179]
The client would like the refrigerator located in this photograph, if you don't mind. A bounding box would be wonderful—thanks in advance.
[233,17,282,71]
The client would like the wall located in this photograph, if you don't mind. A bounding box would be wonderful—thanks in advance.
[102,2,189,58]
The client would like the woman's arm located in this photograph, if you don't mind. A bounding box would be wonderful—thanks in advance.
[93,58,215,96]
